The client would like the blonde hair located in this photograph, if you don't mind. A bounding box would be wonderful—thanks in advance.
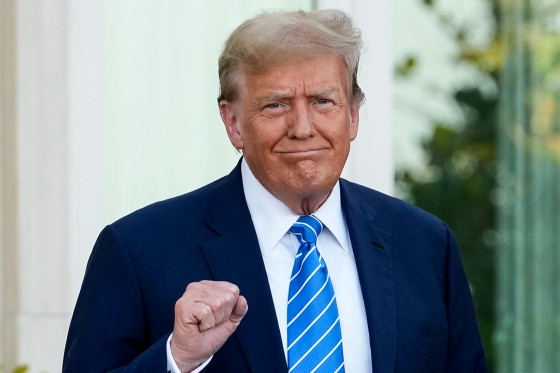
[218,9,364,104]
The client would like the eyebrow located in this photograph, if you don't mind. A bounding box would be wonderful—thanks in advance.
[254,87,340,105]
[310,88,339,98]
[251,91,291,108]
[256,90,293,102]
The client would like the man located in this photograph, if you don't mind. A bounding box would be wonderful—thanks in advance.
[63,9,487,373]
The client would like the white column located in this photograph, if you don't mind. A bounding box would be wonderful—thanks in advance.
[15,0,105,371]
[318,0,394,195]
[14,0,104,371]
[67,0,104,314]
[15,1,71,371]
[0,0,19,368]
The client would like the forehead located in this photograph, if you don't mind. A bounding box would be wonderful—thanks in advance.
[239,55,350,97]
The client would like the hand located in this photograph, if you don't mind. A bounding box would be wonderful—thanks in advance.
[170,280,248,372]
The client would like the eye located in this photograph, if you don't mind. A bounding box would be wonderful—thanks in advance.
[316,98,331,105]
[314,98,335,110]
[264,103,282,109]
[261,102,286,115]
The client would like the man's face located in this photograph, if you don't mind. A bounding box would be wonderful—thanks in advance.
[220,55,359,212]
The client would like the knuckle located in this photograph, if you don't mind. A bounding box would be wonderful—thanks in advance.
[206,296,223,310]
[197,304,212,319]
[186,281,201,292]
[223,291,236,304]
[174,297,187,312]
[225,283,240,295]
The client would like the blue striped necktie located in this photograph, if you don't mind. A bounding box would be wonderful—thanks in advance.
[287,215,345,373]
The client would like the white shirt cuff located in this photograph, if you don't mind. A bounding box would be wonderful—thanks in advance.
[166,333,213,373]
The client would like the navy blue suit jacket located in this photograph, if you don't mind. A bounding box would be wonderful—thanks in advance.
[63,161,487,372]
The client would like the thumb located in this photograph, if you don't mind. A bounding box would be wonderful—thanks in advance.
[230,295,248,325]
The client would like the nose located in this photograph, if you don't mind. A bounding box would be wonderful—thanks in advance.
[287,101,316,139]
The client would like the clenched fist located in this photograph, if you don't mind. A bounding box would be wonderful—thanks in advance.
[170,280,248,372]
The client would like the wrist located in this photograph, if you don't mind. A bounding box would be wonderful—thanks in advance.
[170,335,208,373]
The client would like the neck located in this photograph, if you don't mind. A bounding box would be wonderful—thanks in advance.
[283,192,331,215]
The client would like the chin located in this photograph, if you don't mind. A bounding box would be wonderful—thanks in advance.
[295,177,336,195]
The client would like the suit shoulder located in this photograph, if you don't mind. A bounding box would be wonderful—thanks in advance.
[340,179,448,234]
[111,175,228,232]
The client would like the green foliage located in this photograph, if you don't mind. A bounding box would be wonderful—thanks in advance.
[394,55,418,78]
[395,0,501,370]
[396,85,498,367]
[0,365,28,373]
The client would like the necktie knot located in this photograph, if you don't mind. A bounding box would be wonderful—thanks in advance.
[289,215,324,245]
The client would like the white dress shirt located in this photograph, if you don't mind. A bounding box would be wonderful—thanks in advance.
[242,160,372,372]
[167,159,372,372]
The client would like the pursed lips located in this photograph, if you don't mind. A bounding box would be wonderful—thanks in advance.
[276,147,329,154]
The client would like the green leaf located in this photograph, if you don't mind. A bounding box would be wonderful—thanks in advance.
[394,55,418,78]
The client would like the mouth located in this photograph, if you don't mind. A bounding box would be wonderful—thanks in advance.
[277,148,328,155]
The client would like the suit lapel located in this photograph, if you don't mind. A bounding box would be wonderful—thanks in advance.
[200,162,288,372]
[197,165,397,372]
[340,180,397,373]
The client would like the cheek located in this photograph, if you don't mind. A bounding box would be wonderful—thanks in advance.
[242,132,277,162]
[325,124,352,147]
[250,122,287,147]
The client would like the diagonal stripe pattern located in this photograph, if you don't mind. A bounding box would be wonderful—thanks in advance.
[287,215,345,373]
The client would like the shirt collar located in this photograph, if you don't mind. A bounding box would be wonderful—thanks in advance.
[241,159,350,256]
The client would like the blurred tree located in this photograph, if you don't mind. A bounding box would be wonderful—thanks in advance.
[395,0,502,370]
[495,0,560,371]
[397,0,560,371]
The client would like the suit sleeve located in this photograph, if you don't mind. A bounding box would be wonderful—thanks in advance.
[63,225,168,373]
[443,224,488,372]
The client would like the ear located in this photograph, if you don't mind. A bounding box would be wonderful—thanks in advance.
[219,100,244,149]
[349,101,360,141]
